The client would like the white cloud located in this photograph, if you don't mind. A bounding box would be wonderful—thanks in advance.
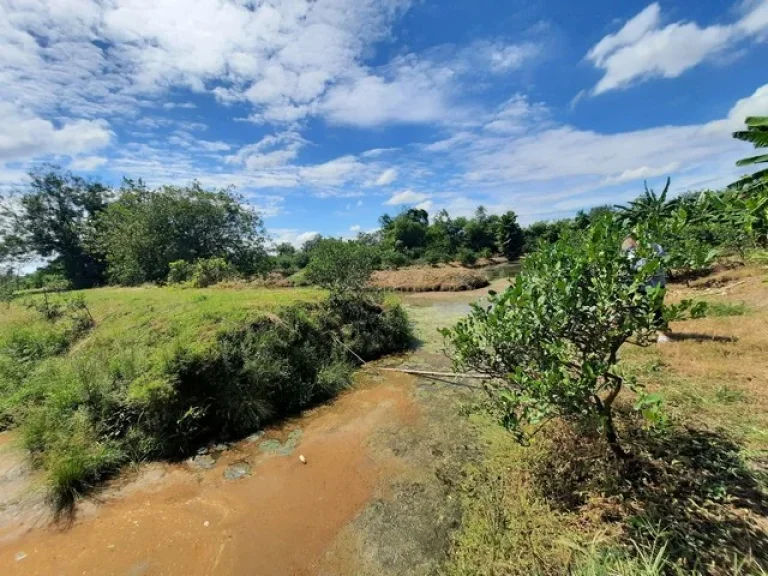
[0,103,112,164]
[319,55,460,127]
[374,168,398,186]
[300,155,366,186]
[414,200,433,211]
[587,1,768,94]
[419,83,768,220]
[350,224,361,232]
[226,132,306,170]
[0,0,414,131]
[162,102,197,110]
[70,156,108,171]
[468,40,540,73]
[271,229,321,249]
[384,189,429,205]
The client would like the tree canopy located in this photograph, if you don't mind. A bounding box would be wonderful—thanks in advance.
[97,181,268,285]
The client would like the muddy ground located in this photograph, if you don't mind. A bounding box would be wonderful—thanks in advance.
[0,280,508,576]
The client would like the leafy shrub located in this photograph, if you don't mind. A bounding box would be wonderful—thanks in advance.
[443,217,704,458]
[478,247,493,260]
[381,249,410,270]
[191,257,233,288]
[167,260,194,284]
[305,239,377,292]
[458,248,478,267]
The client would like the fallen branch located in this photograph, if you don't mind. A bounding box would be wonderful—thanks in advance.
[375,367,493,379]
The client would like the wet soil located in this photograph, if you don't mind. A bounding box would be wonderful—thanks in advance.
[0,374,419,576]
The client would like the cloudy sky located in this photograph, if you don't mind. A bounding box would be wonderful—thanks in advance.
[2,0,768,246]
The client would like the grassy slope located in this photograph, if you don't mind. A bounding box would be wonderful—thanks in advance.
[0,285,326,503]
[442,265,768,575]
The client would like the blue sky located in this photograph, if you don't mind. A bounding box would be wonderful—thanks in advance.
[1,0,767,247]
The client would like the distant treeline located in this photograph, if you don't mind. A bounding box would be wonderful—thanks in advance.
[3,164,766,293]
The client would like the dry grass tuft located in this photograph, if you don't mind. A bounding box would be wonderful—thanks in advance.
[370,265,490,292]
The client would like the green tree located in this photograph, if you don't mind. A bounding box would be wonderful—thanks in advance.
[97,181,268,285]
[275,243,296,256]
[304,239,377,293]
[461,206,497,253]
[380,209,429,256]
[730,116,768,194]
[443,216,703,458]
[0,167,110,288]
[496,211,525,260]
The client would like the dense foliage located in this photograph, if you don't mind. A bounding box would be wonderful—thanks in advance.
[0,167,110,288]
[730,116,768,194]
[443,216,704,457]
[304,238,377,292]
[97,180,268,285]
[0,168,269,289]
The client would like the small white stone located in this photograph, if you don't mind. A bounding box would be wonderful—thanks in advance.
[15,552,26,561]
[299,454,307,464]
[204,521,210,527]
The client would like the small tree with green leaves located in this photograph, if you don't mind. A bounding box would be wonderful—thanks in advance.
[304,239,376,294]
[442,217,704,459]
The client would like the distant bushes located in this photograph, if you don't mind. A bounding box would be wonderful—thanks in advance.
[167,257,235,287]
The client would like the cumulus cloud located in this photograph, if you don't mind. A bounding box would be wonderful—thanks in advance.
[374,168,398,186]
[0,0,413,129]
[419,83,768,220]
[0,103,112,165]
[319,56,459,127]
[384,189,430,205]
[587,1,768,95]
[271,229,321,249]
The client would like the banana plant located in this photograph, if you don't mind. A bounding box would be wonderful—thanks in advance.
[730,116,768,194]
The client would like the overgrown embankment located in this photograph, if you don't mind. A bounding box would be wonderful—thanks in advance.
[0,286,411,507]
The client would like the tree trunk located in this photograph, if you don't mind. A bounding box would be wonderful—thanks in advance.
[602,407,628,460]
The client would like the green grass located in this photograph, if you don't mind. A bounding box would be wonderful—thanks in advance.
[0,285,411,508]
[703,300,749,317]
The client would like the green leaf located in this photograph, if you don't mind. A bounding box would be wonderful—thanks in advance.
[736,154,768,167]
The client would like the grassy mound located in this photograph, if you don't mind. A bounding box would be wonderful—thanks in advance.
[0,286,411,507]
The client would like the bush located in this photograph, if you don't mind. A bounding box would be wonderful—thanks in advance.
[443,216,703,458]
[381,249,410,270]
[191,258,233,288]
[167,260,194,284]
[305,239,376,292]
[478,247,493,260]
[458,248,478,267]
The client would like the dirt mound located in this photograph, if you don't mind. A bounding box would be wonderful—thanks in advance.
[371,266,489,292]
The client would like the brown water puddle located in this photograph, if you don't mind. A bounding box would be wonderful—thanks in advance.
[0,372,418,576]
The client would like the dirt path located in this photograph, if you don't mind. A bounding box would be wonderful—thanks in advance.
[0,373,419,576]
